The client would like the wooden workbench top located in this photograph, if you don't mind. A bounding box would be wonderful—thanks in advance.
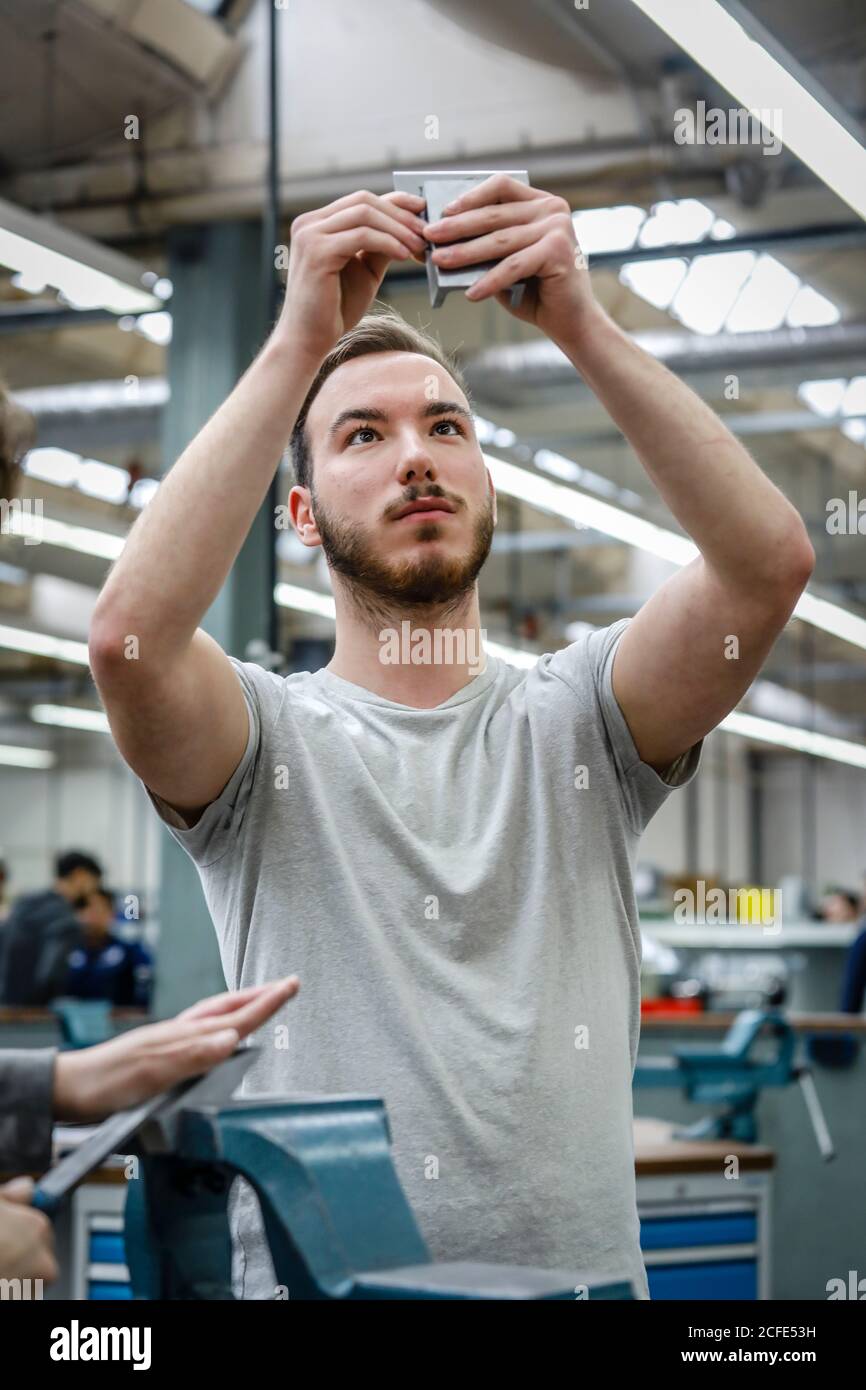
[4,1117,774,1187]
[640,1010,866,1033]
[634,1116,775,1173]
[0,1006,147,1024]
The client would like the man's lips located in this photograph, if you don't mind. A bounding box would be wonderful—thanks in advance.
[393,499,457,521]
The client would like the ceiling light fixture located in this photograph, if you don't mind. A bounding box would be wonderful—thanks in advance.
[0,743,56,769]
[628,0,866,222]
[0,197,161,315]
[30,704,110,733]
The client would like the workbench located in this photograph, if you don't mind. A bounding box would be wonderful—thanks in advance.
[635,1116,773,1299]
[7,1006,863,1301]
[637,1010,866,1299]
[28,1116,774,1301]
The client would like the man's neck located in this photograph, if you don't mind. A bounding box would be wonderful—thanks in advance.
[325,583,487,709]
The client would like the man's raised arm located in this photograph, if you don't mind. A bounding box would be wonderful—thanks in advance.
[89,191,428,824]
[422,174,816,772]
[556,306,815,773]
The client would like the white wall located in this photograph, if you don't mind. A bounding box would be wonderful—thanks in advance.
[209,0,638,176]
[761,753,866,894]
[638,730,752,882]
[0,737,160,909]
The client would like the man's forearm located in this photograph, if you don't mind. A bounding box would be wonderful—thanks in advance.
[92,329,323,658]
[558,305,813,590]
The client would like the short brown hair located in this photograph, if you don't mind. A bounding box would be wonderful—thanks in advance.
[289,304,472,491]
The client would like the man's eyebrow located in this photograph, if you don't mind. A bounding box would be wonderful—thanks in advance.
[327,400,473,439]
[328,406,388,439]
[421,400,474,423]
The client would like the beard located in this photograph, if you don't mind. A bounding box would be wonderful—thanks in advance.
[311,487,495,615]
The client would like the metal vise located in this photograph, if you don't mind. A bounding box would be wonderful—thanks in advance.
[121,1063,634,1300]
[634,1007,835,1157]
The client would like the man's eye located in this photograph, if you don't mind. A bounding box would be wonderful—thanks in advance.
[346,419,464,445]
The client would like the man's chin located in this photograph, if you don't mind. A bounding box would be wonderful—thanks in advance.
[314,500,494,610]
[359,558,476,607]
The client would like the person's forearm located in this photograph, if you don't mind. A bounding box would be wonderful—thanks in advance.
[558,305,814,590]
[91,328,323,659]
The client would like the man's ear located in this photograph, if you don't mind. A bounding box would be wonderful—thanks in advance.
[288,484,321,547]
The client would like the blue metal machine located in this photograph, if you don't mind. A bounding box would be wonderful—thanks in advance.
[52,997,113,1049]
[35,1050,635,1301]
[634,1007,835,1156]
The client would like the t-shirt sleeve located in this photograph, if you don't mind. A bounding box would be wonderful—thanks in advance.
[0,1048,56,1173]
[141,657,285,868]
[547,617,703,835]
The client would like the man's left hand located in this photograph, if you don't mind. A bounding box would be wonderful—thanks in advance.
[423,174,594,346]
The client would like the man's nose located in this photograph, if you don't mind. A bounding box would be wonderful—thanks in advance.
[396,439,438,485]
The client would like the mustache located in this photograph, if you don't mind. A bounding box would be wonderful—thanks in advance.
[385,485,460,520]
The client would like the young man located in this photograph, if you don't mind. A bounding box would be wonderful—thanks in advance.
[89,177,814,1299]
[65,887,153,1009]
[0,850,102,1006]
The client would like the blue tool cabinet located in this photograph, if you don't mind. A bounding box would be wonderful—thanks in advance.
[637,1169,772,1299]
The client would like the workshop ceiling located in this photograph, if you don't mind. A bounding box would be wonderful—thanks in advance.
[0,0,864,753]
[0,0,242,173]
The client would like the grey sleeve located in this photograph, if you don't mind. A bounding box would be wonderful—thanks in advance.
[549,618,703,834]
[140,658,285,868]
[0,1049,56,1173]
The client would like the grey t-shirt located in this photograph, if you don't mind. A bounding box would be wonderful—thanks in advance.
[145,617,701,1299]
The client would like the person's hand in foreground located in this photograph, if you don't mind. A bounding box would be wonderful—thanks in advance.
[0,1176,58,1282]
[52,976,300,1122]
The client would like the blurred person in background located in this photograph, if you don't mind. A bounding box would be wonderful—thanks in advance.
[0,858,10,923]
[808,885,866,1068]
[820,888,861,923]
[0,851,102,1006]
[840,886,866,1015]
[65,887,152,1009]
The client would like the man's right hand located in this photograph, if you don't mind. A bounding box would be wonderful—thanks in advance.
[281,190,428,359]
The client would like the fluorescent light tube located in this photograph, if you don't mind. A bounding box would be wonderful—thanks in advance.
[483,453,866,653]
[721,711,866,768]
[0,623,89,665]
[0,197,161,315]
[483,454,699,565]
[274,582,336,619]
[0,743,56,769]
[628,0,866,221]
[794,592,866,649]
[31,704,110,733]
[3,508,124,560]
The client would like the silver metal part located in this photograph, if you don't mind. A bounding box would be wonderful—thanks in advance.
[393,170,529,308]
[796,1066,836,1161]
[35,1048,259,1206]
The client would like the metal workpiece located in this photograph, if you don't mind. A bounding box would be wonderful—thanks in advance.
[393,170,530,308]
